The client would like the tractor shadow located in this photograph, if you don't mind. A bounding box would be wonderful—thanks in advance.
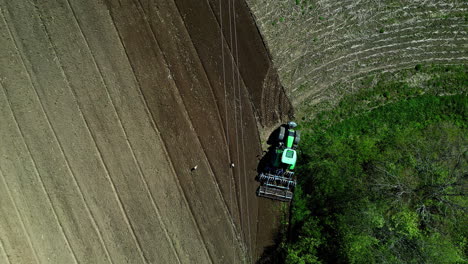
[256,125,287,177]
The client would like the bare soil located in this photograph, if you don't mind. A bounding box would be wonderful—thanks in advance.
[245,0,468,112]
[0,0,291,263]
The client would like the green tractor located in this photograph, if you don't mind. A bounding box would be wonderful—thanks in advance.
[257,122,300,202]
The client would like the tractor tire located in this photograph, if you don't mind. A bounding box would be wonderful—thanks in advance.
[294,130,301,145]
[278,127,285,142]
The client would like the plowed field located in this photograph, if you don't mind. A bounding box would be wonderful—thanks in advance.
[0,0,292,263]
[245,0,467,112]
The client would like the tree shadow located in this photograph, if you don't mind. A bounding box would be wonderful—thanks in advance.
[255,228,285,264]
[255,124,290,263]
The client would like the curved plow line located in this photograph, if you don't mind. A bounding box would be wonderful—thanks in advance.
[290,37,467,91]
[269,4,465,59]
[317,40,467,76]
[295,56,468,106]
[278,20,465,71]
[307,50,468,89]
[291,41,466,91]
[309,49,468,86]
[272,4,466,62]
[279,19,466,72]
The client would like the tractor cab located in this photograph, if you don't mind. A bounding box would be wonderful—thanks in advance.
[281,148,297,170]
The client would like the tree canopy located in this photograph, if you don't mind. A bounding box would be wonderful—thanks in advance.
[275,65,467,264]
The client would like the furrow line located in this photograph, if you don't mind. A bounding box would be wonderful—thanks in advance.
[171,0,233,154]
[170,0,243,236]
[280,5,467,51]
[0,82,40,264]
[63,2,181,263]
[233,0,253,259]
[0,73,79,264]
[280,21,467,72]
[292,37,467,89]
[304,53,468,96]
[0,236,11,264]
[297,56,468,105]
[6,4,114,261]
[0,162,40,264]
[310,43,466,79]
[33,9,149,264]
[1,11,79,264]
[228,0,245,248]
[106,6,215,264]
[128,1,245,256]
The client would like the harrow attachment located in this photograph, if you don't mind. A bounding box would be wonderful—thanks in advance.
[257,186,293,202]
[257,170,296,202]
[256,122,300,202]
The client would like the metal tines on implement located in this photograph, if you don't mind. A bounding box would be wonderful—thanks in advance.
[257,171,296,202]
[257,186,293,202]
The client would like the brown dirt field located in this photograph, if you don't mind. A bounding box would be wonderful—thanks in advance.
[0,0,292,263]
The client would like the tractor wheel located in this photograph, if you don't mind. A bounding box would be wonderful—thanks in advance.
[278,127,285,142]
[294,130,301,145]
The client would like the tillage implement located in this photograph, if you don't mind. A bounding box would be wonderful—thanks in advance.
[257,122,300,202]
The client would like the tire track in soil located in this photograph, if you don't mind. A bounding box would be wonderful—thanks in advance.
[132,2,259,260]
[156,0,244,239]
[103,1,245,262]
[0,0,292,262]
[63,0,213,262]
[210,0,293,260]
[132,0,242,241]
[209,0,294,127]
[100,4,220,262]
[172,0,262,256]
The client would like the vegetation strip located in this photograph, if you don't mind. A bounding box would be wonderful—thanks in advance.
[264,64,467,263]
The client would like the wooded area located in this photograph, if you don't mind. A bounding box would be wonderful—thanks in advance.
[271,65,467,263]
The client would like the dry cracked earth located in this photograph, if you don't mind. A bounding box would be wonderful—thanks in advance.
[0,0,293,263]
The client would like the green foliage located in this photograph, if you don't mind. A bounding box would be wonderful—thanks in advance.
[280,65,468,263]
[299,64,467,122]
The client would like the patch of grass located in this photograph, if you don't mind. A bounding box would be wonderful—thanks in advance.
[299,64,467,123]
